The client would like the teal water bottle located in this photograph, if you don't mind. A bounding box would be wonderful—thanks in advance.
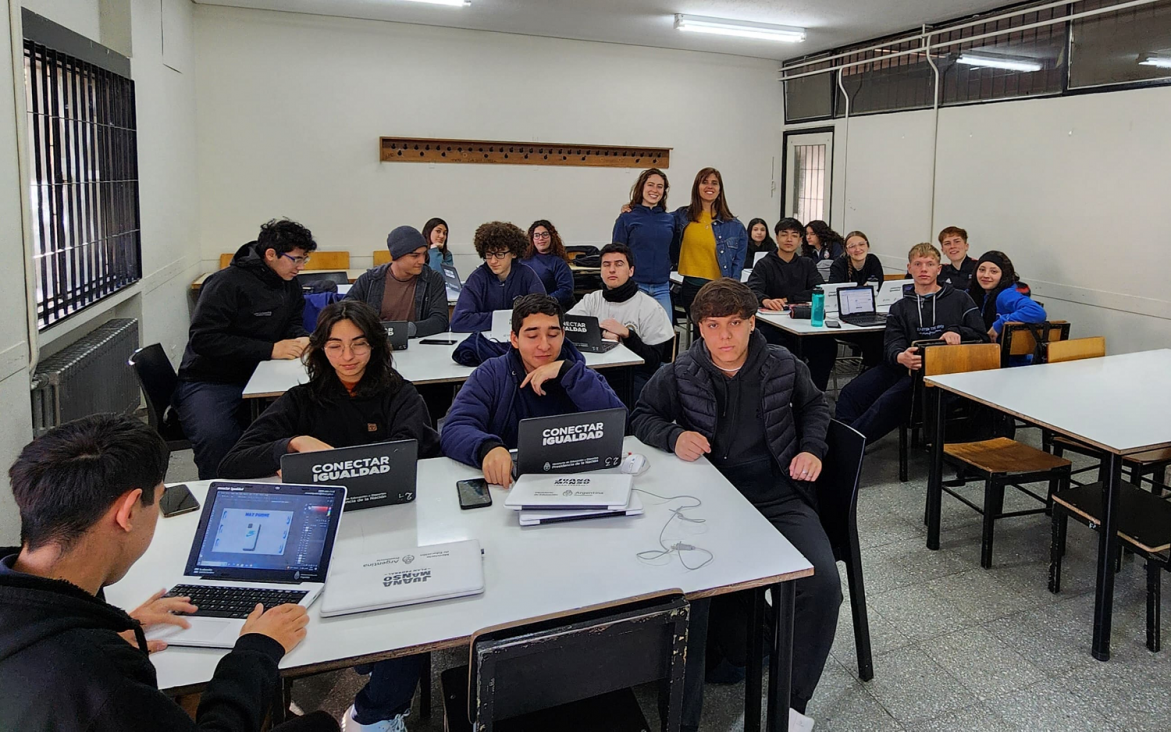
[811,286,825,327]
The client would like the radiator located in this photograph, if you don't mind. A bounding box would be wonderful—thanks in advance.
[31,318,141,436]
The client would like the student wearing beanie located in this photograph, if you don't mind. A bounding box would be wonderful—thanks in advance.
[347,225,450,337]
[967,250,1046,343]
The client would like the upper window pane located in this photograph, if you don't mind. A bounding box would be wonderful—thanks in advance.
[784,59,835,122]
[1070,0,1171,88]
[835,38,933,117]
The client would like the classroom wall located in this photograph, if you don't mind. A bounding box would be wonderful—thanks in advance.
[0,0,201,543]
[191,5,786,273]
[792,85,1171,355]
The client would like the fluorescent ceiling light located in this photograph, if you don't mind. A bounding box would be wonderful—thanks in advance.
[956,53,1042,72]
[674,14,805,43]
[395,0,469,6]
[1138,54,1171,69]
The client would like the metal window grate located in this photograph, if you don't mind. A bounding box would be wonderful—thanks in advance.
[23,39,141,330]
[793,144,827,224]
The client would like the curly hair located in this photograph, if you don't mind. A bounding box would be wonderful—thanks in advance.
[802,220,845,259]
[525,220,568,261]
[305,300,402,402]
[257,218,318,258]
[473,221,529,260]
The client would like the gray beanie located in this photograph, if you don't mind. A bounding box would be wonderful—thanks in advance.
[386,225,427,260]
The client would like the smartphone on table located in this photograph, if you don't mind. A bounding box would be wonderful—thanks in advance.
[456,478,493,510]
[420,338,460,346]
[160,484,200,518]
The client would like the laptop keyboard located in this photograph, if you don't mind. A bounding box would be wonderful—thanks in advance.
[840,313,889,327]
[165,584,309,619]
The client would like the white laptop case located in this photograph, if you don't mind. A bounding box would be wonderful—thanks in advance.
[504,473,633,511]
[320,540,484,617]
[518,492,643,526]
[876,279,908,307]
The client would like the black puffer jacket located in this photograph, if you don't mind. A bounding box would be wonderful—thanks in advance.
[630,330,830,508]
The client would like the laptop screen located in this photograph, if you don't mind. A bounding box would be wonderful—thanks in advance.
[184,482,346,583]
[516,407,626,475]
[838,287,876,316]
[442,264,461,292]
[561,314,597,347]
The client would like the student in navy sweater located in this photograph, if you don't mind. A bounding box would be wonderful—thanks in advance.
[967,251,1046,343]
[522,219,575,309]
[613,167,680,318]
[441,294,625,488]
[450,221,545,332]
[803,220,845,262]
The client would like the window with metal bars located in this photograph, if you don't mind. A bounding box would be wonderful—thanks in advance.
[834,37,935,118]
[784,58,837,122]
[1069,0,1171,88]
[22,16,141,331]
[792,144,828,224]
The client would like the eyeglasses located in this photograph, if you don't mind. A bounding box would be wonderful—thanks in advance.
[484,251,511,261]
[532,232,551,240]
[282,253,311,266]
[324,341,371,356]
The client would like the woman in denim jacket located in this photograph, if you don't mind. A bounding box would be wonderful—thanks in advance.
[671,167,748,330]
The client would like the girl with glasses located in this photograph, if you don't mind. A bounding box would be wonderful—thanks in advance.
[828,230,884,286]
[522,220,575,309]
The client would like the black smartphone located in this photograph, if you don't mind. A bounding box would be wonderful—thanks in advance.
[456,478,493,510]
[420,338,460,345]
[824,319,841,329]
[160,484,200,518]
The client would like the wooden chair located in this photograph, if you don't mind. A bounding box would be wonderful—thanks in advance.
[999,321,1070,367]
[1045,337,1170,493]
[218,253,233,269]
[815,420,873,681]
[923,343,1073,568]
[883,273,905,281]
[1050,481,1171,651]
[441,592,688,732]
[219,251,351,271]
[373,250,391,266]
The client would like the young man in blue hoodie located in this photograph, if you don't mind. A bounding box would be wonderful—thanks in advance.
[835,243,988,442]
[441,294,625,487]
[450,221,545,332]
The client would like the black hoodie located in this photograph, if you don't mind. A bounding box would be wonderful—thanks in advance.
[828,253,884,287]
[746,252,824,305]
[884,285,988,365]
[0,551,285,731]
[178,241,309,386]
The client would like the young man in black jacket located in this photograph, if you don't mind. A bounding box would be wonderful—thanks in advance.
[631,279,839,732]
[746,217,835,391]
[0,415,336,732]
[346,225,449,338]
[836,242,988,442]
[176,218,317,479]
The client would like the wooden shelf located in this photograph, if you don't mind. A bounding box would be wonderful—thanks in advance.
[379,137,670,169]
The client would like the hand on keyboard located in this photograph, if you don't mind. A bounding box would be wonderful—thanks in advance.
[241,603,310,653]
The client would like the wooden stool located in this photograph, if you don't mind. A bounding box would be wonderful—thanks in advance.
[941,437,1072,568]
[1050,482,1171,652]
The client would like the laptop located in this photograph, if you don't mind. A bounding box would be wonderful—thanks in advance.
[146,481,346,649]
[281,440,418,511]
[515,407,626,477]
[441,264,462,300]
[562,314,620,353]
[518,491,644,526]
[381,321,409,350]
[876,279,912,308]
[490,309,513,336]
[505,473,633,511]
[818,282,858,315]
[320,539,484,618]
[837,286,889,328]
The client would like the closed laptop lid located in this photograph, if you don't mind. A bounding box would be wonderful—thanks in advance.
[441,264,461,290]
[490,309,513,335]
[281,440,418,509]
[562,314,601,348]
[516,407,626,476]
[185,481,346,584]
[518,491,643,525]
[382,321,409,350]
[837,286,877,316]
[320,539,484,617]
[505,473,633,510]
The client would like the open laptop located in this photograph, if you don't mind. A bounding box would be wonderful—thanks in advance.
[381,321,409,350]
[562,314,620,353]
[514,407,626,476]
[876,279,912,308]
[281,439,418,511]
[819,282,857,315]
[147,481,346,649]
[320,539,484,618]
[441,264,462,300]
[837,286,889,328]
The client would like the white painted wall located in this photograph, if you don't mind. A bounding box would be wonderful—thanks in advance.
[0,0,200,543]
[790,86,1171,355]
[192,6,786,272]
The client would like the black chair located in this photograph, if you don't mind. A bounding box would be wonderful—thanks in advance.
[128,344,190,451]
[815,419,874,681]
[441,592,688,732]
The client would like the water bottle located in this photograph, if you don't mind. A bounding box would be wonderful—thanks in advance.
[811,286,825,327]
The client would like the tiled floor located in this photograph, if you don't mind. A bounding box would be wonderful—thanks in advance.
[164,427,1171,731]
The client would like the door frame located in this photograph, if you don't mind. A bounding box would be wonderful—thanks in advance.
[780,126,835,226]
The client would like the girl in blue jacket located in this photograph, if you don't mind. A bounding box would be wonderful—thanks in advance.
[423,217,453,271]
[968,250,1046,343]
[613,167,679,318]
[522,219,575,309]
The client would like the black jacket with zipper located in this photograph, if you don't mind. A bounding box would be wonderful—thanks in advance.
[345,264,449,337]
[0,552,286,731]
[178,241,309,386]
[883,285,988,365]
[746,252,824,305]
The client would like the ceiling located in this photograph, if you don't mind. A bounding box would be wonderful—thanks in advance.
[193,0,1014,62]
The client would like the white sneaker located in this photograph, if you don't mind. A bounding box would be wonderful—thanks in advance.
[789,708,815,732]
[342,704,408,732]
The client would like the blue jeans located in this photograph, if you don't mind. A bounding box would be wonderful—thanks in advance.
[834,363,913,443]
[352,656,425,723]
[638,281,673,321]
[173,380,250,479]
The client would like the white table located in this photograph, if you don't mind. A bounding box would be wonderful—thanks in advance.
[105,438,813,728]
[242,335,644,399]
[924,349,1171,661]
[755,307,889,337]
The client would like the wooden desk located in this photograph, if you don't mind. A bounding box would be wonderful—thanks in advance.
[924,349,1171,661]
[104,438,813,730]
